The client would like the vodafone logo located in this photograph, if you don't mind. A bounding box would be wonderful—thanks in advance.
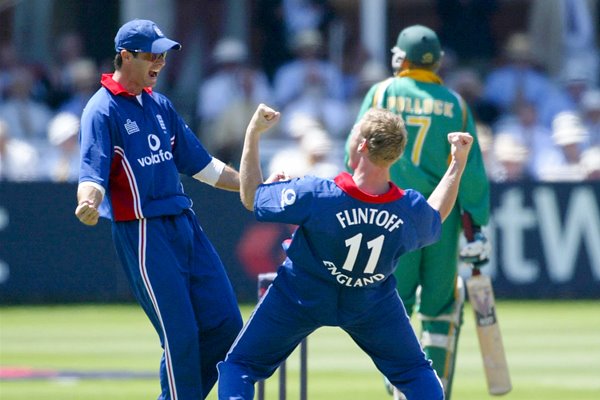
[280,188,296,208]
[137,134,173,167]
[148,134,161,151]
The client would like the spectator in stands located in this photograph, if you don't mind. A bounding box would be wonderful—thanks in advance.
[538,111,589,181]
[529,0,599,86]
[273,29,344,108]
[255,0,335,83]
[58,58,99,117]
[347,60,389,123]
[275,29,350,137]
[298,125,341,178]
[491,132,530,182]
[196,37,271,145]
[483,32,569,128]
[282,0,336,40]
[208,66,272,168]
[581,146,600,179]
[475,122,499,180]
[46,31,89,109]
[0,68,53,146]
[558,58,596,109]
[0,118,42,181]
[493,102,560,181]
[580,89,600,148]
[267,113,318,177]
[447,67,500,126]
[41,112,80,182]
[267,113,342,178]
[279,72,350,138]
[535,58,597,132]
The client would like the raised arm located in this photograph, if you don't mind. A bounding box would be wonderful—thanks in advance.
[427,132,473,222]
[239,104,280,210]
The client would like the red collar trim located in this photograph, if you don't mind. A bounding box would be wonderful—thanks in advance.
[101,74,153,97]
[334,172,404,203]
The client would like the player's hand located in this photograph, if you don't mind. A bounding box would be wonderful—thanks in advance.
[75,201,100,226]
[265,171,291,184]
[460,231,491,266]
[248,103,280,136]
[448,132,473,167]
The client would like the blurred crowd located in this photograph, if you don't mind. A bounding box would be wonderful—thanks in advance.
[1,0,599,183]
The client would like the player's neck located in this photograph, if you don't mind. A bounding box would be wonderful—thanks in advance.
[352,164,391,195]
[112,70,144,95]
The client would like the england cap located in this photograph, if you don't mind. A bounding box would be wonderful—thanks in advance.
[392,25,442,67]
[115,19,181,53]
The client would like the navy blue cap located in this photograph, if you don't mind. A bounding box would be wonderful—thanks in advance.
[114,19,181,53]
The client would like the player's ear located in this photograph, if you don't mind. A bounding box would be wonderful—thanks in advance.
[120,49,132,62]
[357,138,368,153]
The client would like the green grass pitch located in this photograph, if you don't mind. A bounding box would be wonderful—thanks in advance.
[1,301,599,399]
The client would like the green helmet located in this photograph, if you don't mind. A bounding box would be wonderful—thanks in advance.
[391,25,442,69]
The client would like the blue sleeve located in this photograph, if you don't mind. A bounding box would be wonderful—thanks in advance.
[254,177,315,225]
[405,190,442,249]
[78,98,112,191]
[164,97,212,176]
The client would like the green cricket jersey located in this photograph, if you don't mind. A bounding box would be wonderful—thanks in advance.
[346,70,490,226]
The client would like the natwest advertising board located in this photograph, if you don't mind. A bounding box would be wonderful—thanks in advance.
[0,180,599,303]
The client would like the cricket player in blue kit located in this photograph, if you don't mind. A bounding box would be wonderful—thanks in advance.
[75,19,243,399]
[217,104,475,399]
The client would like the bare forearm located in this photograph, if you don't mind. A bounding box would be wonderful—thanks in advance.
[239,131,263,210]
[429,132,473,221]
[214,165,240,192]
[239,104,280,210]
[427,160,465,222]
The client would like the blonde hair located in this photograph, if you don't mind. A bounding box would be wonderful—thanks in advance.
[358,108,407,166]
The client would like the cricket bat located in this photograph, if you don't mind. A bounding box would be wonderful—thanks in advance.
[462,212,512,395]
[466,268,512,395]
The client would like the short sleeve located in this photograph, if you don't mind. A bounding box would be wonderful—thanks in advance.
[254,177,317,225]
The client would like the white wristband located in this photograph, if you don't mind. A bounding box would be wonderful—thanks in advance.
[193,157,226,186]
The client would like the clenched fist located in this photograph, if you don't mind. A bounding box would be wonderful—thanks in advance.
[447,132,473,167]
[75,200,100,226]
[247,103,280,136]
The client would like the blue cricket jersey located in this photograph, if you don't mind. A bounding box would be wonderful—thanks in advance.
[79,74,213,221]
[254,172,442,288]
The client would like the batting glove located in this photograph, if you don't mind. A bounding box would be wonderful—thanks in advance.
[460,231,491,266]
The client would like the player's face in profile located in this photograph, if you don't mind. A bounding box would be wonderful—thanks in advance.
[128,50,167,88]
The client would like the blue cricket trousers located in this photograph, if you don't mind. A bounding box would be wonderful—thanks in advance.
[218,266,443,400]
[112,209,243,399]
